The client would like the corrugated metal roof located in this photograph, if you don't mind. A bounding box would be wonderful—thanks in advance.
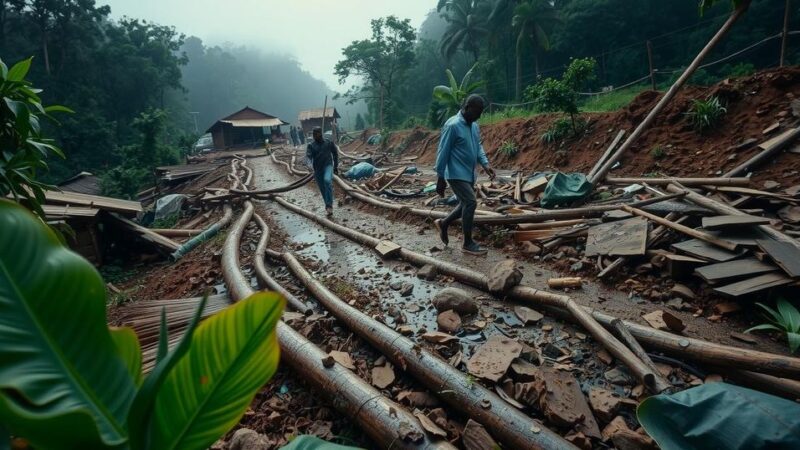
[206,106,288,133]
[44,190,142,215]
[222,118,288,127]
[58,172,102,196]
[298,107,340,121]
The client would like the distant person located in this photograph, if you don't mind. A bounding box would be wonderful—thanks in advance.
[297,126,306,145]
[306,126,338,216]
[433,94,495,256]
[289,126,298,147]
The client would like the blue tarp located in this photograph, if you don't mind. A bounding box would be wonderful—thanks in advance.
[540,172,592,208]
[344,162,377,180]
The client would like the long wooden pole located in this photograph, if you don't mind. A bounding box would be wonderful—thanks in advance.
[622,204,739,251]
[611,319,673,393]
[589,0,752,184]
[781,0,791,67]
[587,130,626,180]
[646,40,656,90]
[722,127,800,177]
[606,176,750,187]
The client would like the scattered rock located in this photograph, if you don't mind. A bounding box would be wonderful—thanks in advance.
[730,331,758,345]
[437,310,462,333]
[321,355,335,368]
[372,364,395,389]
[399,282,414,297]
[397,325,415,336]
[509,358,539,381]
[602,416,630,442]
[611,428,658,450]
[670,283,695,300]
[390,280,403,291]
[487,259,523,293]
[514,306,544,325]
[416,264,438,280]
[432,287,478,315]
[421,331,459,344]
[513,381,539,406]
[642,310,686,333]
[328,351,356,370]
[666,298,688,311]
[398,421,424,443]
[535,367,601,439]
[597,349,613,365]
[589,388,625,423]
[229,428,271,450]
[520,241,541,256]
[542,343,566,359]
[604,367,634,386]
[565,432,593,450]
[462,419,499,450]
[467,335,523,382]
[763,180,781,191]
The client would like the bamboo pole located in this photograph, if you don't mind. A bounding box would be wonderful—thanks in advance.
[587,130,626,180]
[605,177,750,187]
[151,228,202,237]
[781,0,791,67]
[621,205,739,251]
[279,251,576,450]
[722,127,800,177]
[270,194,800,379]
[589,0,752,184]
[610,319,673,393]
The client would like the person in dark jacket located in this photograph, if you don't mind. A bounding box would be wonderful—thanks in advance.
[289,126,298,147]
[306,127,338,216]
[297,126,306,145]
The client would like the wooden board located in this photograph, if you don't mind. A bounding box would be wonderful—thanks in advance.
[521,176,548,194]
[704,227,773,248]
[756,239,800,277]
[671,239,746,262]
[664,254,707,279]
[585,217,647,257]
[695,258,779,284]
[714,272,793,297]
[374,240,401,258]
[701,215,771,230]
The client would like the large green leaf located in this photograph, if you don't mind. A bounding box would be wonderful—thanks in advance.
[7,57,32,82]
[148,292,284,450]
[110,327,143,386]
[0,200,136,449]
[776,298,800,332]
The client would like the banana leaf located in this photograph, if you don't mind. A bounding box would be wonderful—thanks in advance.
[0,199,137,449]
[637,382,800,450]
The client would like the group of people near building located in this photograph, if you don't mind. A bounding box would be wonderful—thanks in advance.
[289,125,306,147]
[305,94,494,255]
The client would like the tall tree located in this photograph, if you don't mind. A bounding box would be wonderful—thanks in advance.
[438,0,490,63]
[335,16,415,129]
[512,0,558,99]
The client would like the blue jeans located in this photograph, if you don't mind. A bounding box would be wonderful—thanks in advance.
[314,164,334,208]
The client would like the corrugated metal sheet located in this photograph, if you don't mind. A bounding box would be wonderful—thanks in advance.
[222,118,287,127]
[298,107,340,121]
[44,190,142,215]
[206,106,288,133]
[58,172,102,196]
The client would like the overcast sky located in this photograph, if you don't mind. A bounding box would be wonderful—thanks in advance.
[100,0,436,89]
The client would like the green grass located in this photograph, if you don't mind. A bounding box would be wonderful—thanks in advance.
[479,107,540,126]
[580,84,649,112]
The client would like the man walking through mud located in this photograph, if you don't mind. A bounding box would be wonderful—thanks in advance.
[434,94,496,256]
[306,126,338,216]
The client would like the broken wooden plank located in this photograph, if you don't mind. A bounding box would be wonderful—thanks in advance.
[695,258,779,284]
[709,186,798,203]
[521,176,548,194]
[622,205,739,252]
[671,239,746,262]
[607,176,750,187]
[714,272,793,297]
[664,254,707,279]
[723,127,800,177]
[756,239,800,277]
[701,215,771,230]
[585,217,648,257]
[704,227,774,249]
[374,240,401,258]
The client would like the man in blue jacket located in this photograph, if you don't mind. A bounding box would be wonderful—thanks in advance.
[306,127,338,216]
[434,95,495,255]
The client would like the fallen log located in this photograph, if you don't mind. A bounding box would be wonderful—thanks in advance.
[621,205,739,252]
[610,319,673,393]
[271,195,800,379]
[606,177,750,187]
[278,250,575,450]
[171,204,234,260]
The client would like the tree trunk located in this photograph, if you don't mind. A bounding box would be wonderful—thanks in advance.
[533,50,540,80]
[515,51,522,101]
[379,85,384,130]
[42,30,51,75]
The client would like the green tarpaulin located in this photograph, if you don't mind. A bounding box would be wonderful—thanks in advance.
[637,382,800,450]
[540,172,592,208]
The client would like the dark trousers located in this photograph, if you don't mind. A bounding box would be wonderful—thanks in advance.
[442,179,477,245]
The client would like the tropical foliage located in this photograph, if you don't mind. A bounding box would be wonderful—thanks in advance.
[430,62,485,126]
[685,96,728,132]
[0,56,70,219]
[0,199,285,449]
[746,298,800,353]
[525,57,596,134]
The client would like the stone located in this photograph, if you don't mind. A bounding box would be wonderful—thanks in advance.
[535,367,601,439]
[514,306,544,325]
[487,259,523,293]
[589,388,625,423]
[642,310,685,333]
[604,367,634,386]
[520,241,541,256]
[763,180,781,191]
[670,283,695,300]
[467,335,523,382]
[509,358,539,381]
[611,428,658,450]
[229,428,271,450]
[399,282,414,297]
[389,280,403,291]
[666,298,687,311]
[513,381,539,406]
[542,343,566,359]
[432,287,478,315]
[565,432,593,450]
[602,416,630,442]
[416,264,438,280]
[437,310,462,333]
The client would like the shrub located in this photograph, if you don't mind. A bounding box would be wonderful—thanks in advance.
[499,140,519,157]
[746,298,800,353]
[651,146,666,159]
[541,117,582,144]
[524,57,596,135]
[686,96,727,132]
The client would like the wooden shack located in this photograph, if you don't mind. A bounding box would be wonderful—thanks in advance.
[298,107,340,136]
[207,106,288,149]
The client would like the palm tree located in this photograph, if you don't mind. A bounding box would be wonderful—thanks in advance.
[511,0,558,99]
[438,0,490,63]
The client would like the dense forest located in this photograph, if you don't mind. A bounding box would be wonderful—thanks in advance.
[341,0,799,128]
[0,0,355,194]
